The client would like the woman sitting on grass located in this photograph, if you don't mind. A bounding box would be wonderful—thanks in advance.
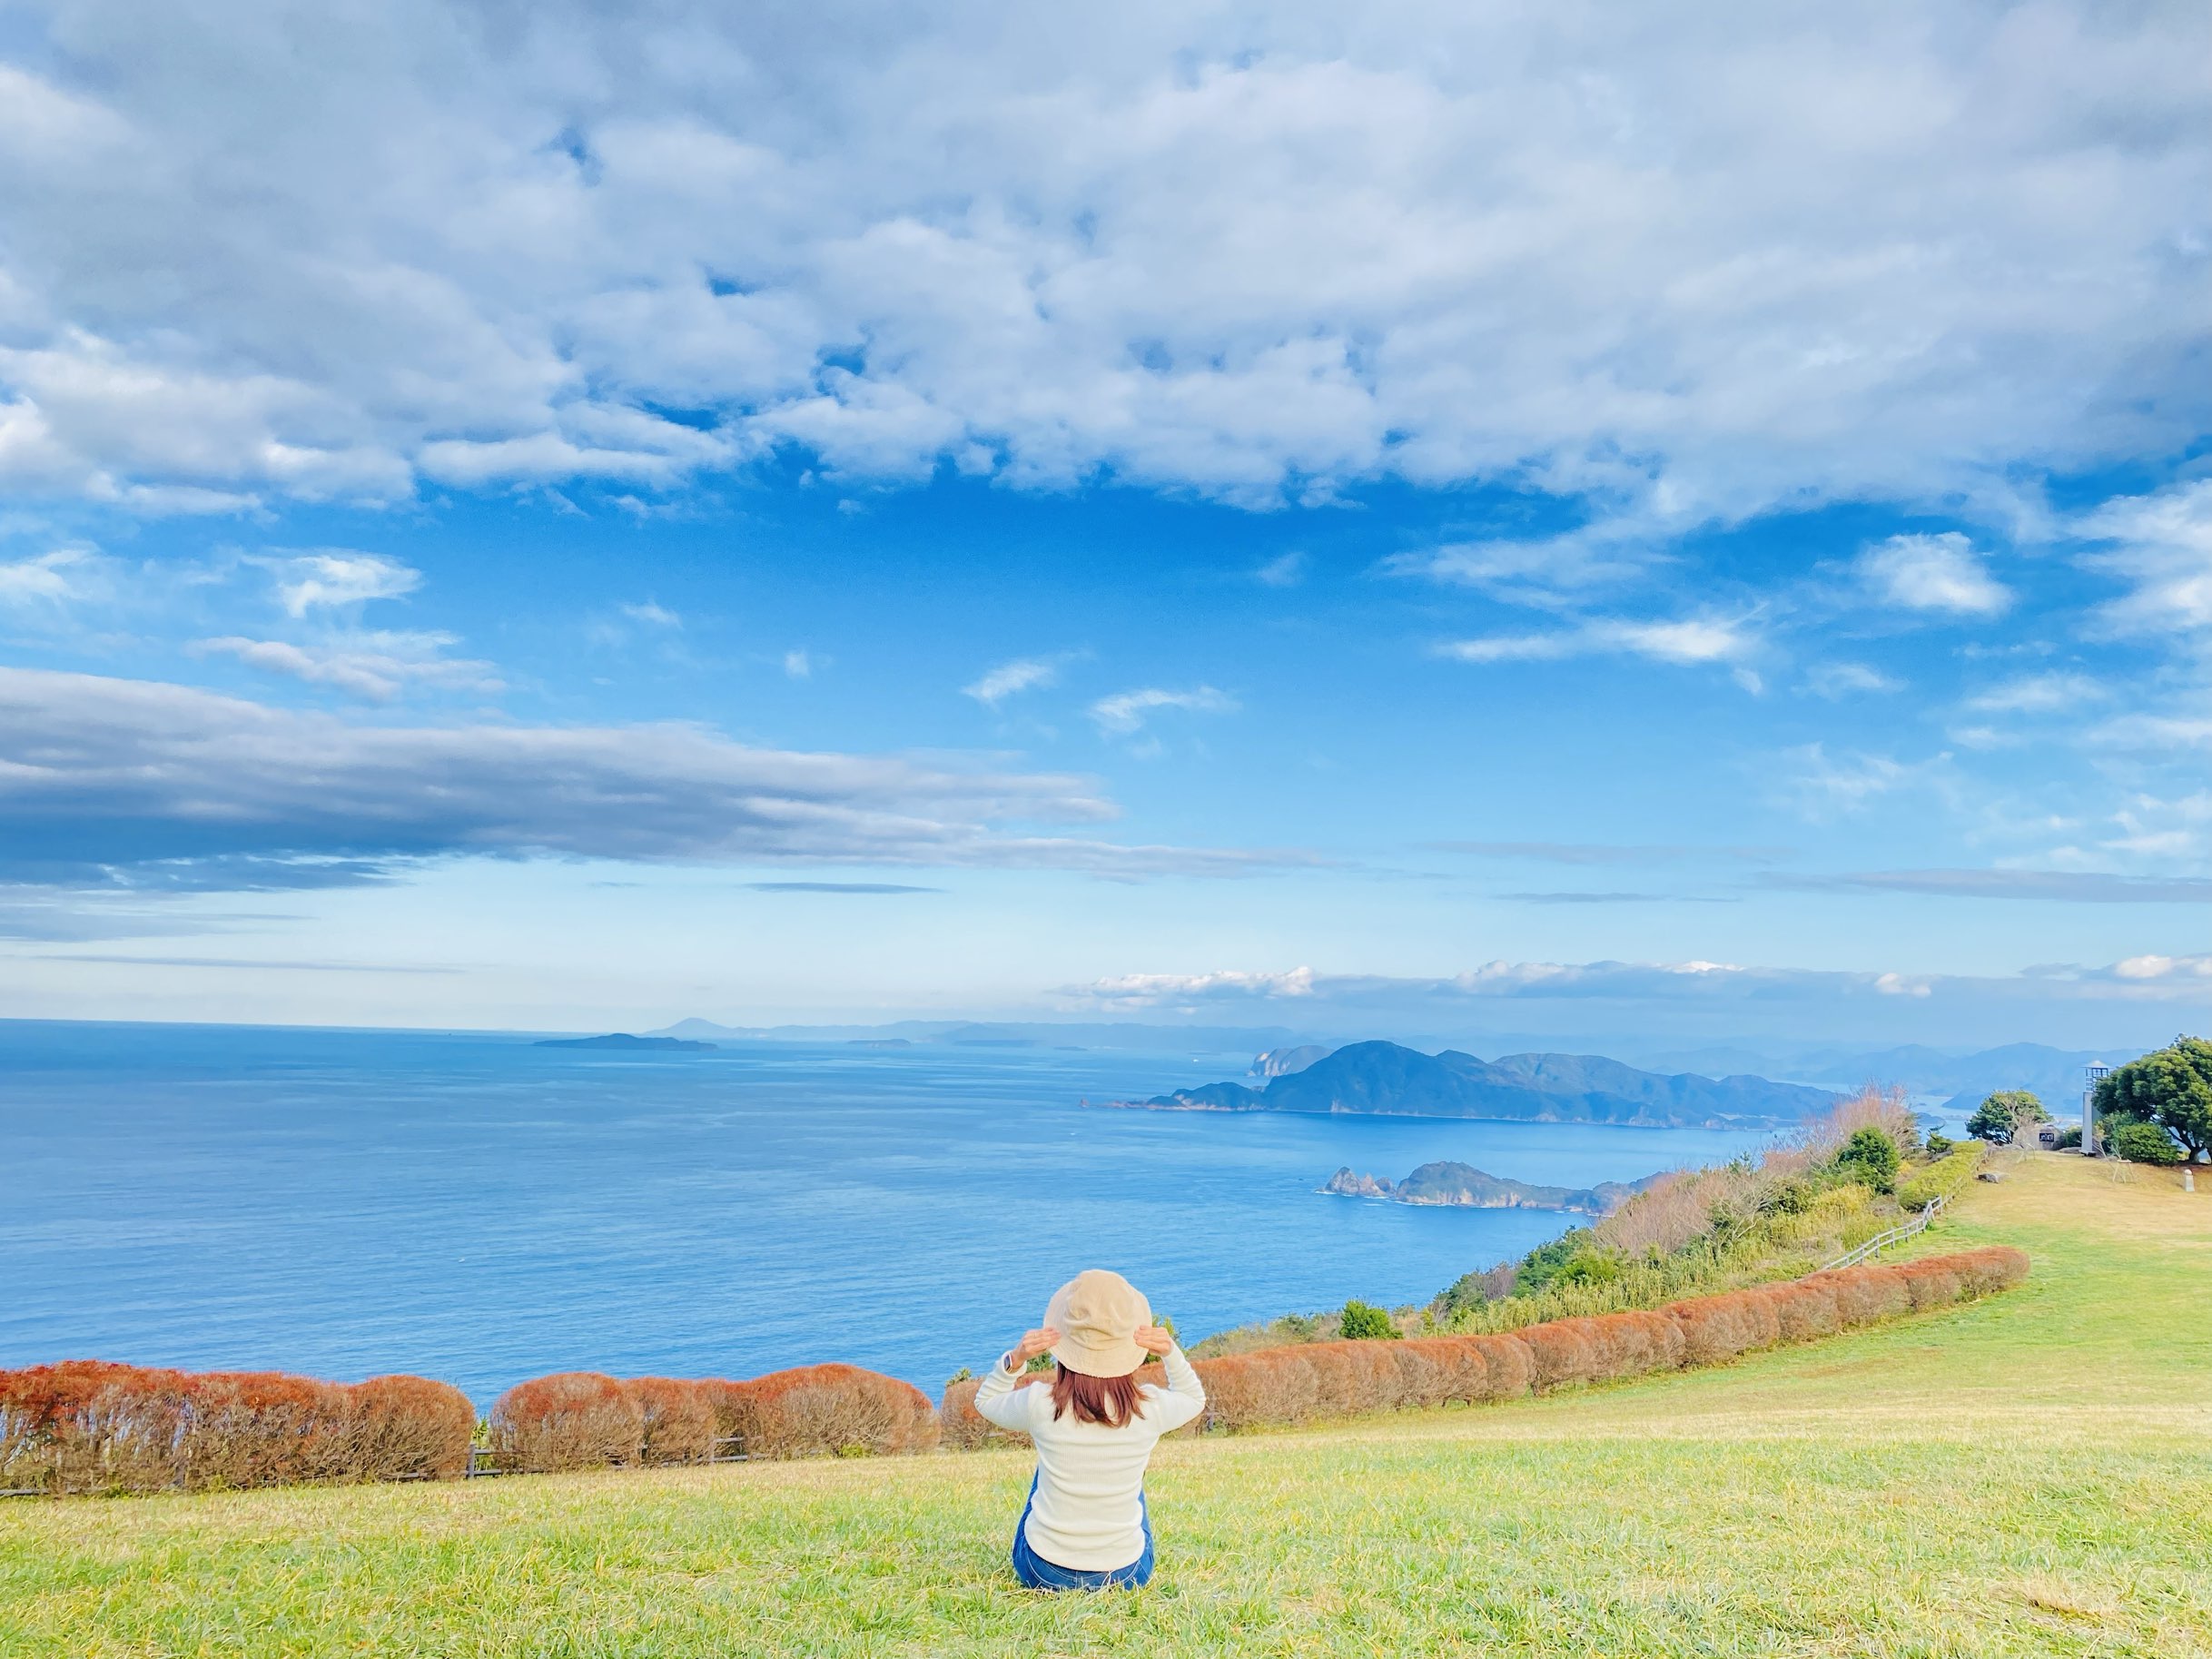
[975,1269,1206,1591]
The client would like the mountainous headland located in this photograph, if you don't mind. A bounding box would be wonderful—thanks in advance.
[1107,1040,1837,1128]
[532,1033,717,1052]
[1320,1160,1664,1213]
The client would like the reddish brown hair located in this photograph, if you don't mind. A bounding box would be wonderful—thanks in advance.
[1050,1363,1143,1428]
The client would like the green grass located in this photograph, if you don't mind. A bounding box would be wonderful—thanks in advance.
[5,1152,2209,1657]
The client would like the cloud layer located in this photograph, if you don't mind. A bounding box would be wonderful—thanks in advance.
[0,2,2203,519]
[0,667,1308,887]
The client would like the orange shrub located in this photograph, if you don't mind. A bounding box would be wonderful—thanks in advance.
[1896,1259,1964,1311]
[335,1374,474,1481]
[1386,1341,1449,1409]
[1399,1337,1489,1405]
[1766,1280,1842,1343]
[175,1370,348,1490]
[1521,1319,1600,1390]
[1816,1264,1913,1325]
[1950,1245,2030,1294]
[1191,1351,1306,1428]
[0,1360,189,1494]
[714,1363,938,1459]
[0,1361,473,1494]
[491,1372,642,1472]
[1665,1289,1782,1366]
[1466,1333,1536,1400]
[1581,1309,1684,1379]
[624,1378,716,1466]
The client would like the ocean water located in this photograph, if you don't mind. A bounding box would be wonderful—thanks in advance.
[0,1022,1774,1407]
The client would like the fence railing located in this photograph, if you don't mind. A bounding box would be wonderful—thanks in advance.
[1820,1189,1951,1272]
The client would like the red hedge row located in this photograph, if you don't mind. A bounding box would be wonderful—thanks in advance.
[4,1247,2026,1492]
[942,1245,2029,1440]
[0,1361,473,1496]
[488,1364,939,1471]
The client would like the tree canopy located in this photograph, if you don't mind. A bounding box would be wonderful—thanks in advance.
[1966,1093,2035,1144]
[2094,1038,2212,1160]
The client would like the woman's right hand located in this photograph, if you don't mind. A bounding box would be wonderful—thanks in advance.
[1004,1327,1062,1370]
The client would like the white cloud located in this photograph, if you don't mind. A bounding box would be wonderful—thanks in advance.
[2076,478,2212,639]
[193,632,501,701]
[1062,953,2212,1018]
[783,648,813,678]
[1443,615,1755,667]
[253,551,420,616]
[0,546,99,606]
[0,5,2201,517]
[1773,743,1931,820]
[1802,661,1902,698]
[1088,685,1239,736]
[963,657,1060,706]
[621,600,681,628]
[1857,532,2010,617]
[1964,672,2107,715]
[1254,551,1308,588]
[1383,519,1661,606]
[0,666,1311,884]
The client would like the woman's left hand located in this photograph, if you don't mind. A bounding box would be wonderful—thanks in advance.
[1134,1325,1175,1357]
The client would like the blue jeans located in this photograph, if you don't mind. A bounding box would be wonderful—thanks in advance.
[1010,1475,1154,1591]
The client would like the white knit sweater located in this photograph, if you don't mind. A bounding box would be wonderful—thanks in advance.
[973,1346,1207,1571]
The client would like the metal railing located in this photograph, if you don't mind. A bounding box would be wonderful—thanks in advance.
[1819,1188,1951,1272]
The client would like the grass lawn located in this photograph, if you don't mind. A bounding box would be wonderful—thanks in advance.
[5,1151,2208,1657]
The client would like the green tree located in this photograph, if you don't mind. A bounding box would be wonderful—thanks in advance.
[2094,1038,2212,1160]
[1924,1131,1955,1158]
[1431,1270,1492,1320]
[1967,1094,2023,1144]
[1338,1299,1400,1340]
[1835,1127,1901,1193]
[2107,1119,2183,1166]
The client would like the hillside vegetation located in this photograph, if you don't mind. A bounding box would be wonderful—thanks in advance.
[3,1152,2207,1657]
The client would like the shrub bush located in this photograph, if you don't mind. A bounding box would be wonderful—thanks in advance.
[1338,1300,1399,1341]
[2108,1120,2184,1166]
[0,1362,473,1495]
[1835,1128,1902,1194]
[714,1364,938,1459]
[490,1372,643,1472]
[175,1370,350,1489]
[1666,1289,1782,1366]
[1897,1142,1983,1210]
[1520,1318,1599,1390]
[625,1377,716,1466]
[336,1374,474,1481]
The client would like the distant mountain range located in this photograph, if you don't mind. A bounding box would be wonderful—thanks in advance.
[1321,1160,1664,1213]
[640,1016,2149,1119]
[1630,1040,2138,1116]
[534,1032,716,1052]
[1111,1040,1838,1128]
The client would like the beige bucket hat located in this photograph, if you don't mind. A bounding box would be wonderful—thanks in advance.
[1043,1269,1150,1378]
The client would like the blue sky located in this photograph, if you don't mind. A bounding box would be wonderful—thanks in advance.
[2,1,2208,1046]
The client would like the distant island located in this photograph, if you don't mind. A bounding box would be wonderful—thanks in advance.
[533,1033,717,1052]
[1321,1160,1664,1213]
[1107,1039,1836,1128]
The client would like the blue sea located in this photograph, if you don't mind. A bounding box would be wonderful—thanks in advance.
[0,1022,1775,1407]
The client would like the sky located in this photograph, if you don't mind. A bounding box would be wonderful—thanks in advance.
[2,0,2209,1048]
